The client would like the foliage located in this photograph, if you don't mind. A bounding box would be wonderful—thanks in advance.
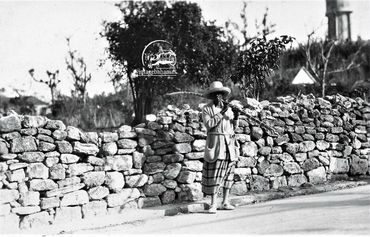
[102,1,238,124]
[66,37,92,104]
[231,35,295,99]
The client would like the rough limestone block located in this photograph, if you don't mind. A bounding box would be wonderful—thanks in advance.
[237,156,257,168]
[141,196,161,208]
[283,162,302,174]
[271,176,288,189]
[19,191,40,206]
[0,214,20,232]
[0,203,11,215]
[87,156,105,166]
[54,206,82,224]
[350,155,368,175]
[68,163,94,176]
[27,163,49,179]
[73,142,99,156]
[56,141,73,154]
[45,120,66,131]
[0,189,19,204]
[101,142,118,156]
[29,179,58,191]
[11,136,37,153]
[45,183,85,197]
[143,162,166,175]
[88,186,109,200]
[57,177,81,188]
[60,190,89,207]
[12,206,41,215]
[163,163,182,179]
[302,158,320,171]
[192,139,206,151]
[163,179,177,189]
[307,166,327,184]
[52,130,68,140]
[99,132,119,143]
[18,152,45,163]
[82,171,105,188]
[0,141,8,155]
[287,174,307,187]
[173,143,192,154]
[60,154,80,164]
[316,140,330,151]
[0,115,21,133]
[160,190,176,204]
[19,211,51,229]
[117,139,138,149]
[106,188,140,207]
[144,183,166,196]
[183,160,203,172]
[125,174,148,188]
[40,197,60,209]
[185,152,203,160]
[299,141,316,152]
[105,155,133,171]
[82,201,107,219]
[241,142,258,157]
[50,164,66,180]
[264,164,284,177]
[104,172,124,192]
[177,170,196,184]
[132,151,145,169]
[178,183,203,202]
[230,181,248,195]
[174,132,194,143]
[250,175,270,191]
[6,169,25,182]
[329,157,349,174]
[162,154,184,163]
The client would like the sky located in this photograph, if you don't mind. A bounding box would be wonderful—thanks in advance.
[0,0,369,102]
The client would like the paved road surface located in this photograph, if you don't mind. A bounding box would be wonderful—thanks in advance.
[74,185,370,235]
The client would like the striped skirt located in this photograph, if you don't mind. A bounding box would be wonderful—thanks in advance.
[201,153,236,196]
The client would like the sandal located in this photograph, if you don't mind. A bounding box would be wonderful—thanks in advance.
[219,203,235,210]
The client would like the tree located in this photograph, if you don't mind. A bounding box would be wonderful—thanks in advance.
[65,37,91,104]
[102,1,237,124]
[28,68,60,104]
[231,35,294,100]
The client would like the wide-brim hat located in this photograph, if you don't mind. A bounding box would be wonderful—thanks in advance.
[203,81,231,99]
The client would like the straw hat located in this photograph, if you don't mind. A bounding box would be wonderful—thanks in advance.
[203,81,231,99]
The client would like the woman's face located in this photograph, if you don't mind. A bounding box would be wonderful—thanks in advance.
[211,92,224,105]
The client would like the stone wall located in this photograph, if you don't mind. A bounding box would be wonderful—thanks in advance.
[0,94,369,229]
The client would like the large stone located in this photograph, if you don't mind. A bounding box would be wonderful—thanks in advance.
[299,141,316,152]
[57,177,81,188]
[236,134,251,143]
[0,189,19,204]
[316,140,330,151]
[173,143,192,153]
[68,163,94,176]
[45,120,66,130]
[192,139,206,151]
[275,134,290,145]
[19,191,40,206]
[12,206,41,215]
[185,152,203,160]
[11,136,37,153]
[250,175,270,191]
[106,188,140,207]
[66,126,81,140]
[60,190,89,206]
[259,146,272,156]
[19,211,51,229]
[88,186,109,200]
[0,115,21,133]
[105,155,133,171]
[132,151,145,169]
[87,156,105,166]
[56,141,73,154]
[241,142,258,157]
[105,172,125,192]
[174,132,194,143]
[294,153,307,162]
[50,164,66,180]
[60,154,80,164]
[6,169,25,182]
[307,166,327,184]
[27,163,49,179]
[54,206,82,223]
[82,201,107,219]
[144,183,167,196]
[284,143,300,154]
[135,128,156,136]
[141,196,161,208]
[251,127,263,140]
[326,133,340,142]
[37,134,54,143]
[330,157,349,174]
[143,162,166,175]
[234,167,252,181]
[73,142,99,156]
[52,130,68,140]
[161,190,176,204]
[163,179,178,189]
[177,170,196,184]
[117,139,138,149]
[350,155,368,175]
[80,132,99,144]
[82,171,105,188]
[38,141,55,152]
[125,174,148,188]
[0,141,8,155]
[230,181,248,195]
[163,153,184,163]
[264,164,284,177]
[283,162,302,174]
[178,183,203,202]
[29,179,57,191]
[40,197,60,209]
[18,152,45,163]
[101,142,118,156]
[163,163,182,179]
[237,156,257,167]
[302,158,321,171]
[100,132,119,143]
[287,174,307,187]
[183,160,203,172]
[8,162,27,171]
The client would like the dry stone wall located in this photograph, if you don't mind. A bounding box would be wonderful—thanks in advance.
[0,94,369,229]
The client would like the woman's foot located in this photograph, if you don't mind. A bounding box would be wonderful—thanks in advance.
[219,202,235,210]
[207,204,217,214]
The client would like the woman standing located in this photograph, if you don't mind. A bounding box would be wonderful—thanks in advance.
[202,81,240,213]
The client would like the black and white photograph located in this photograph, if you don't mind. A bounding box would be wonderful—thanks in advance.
[0,0,369,235]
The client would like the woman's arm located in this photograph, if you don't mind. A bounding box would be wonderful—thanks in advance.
[202,106,223,130]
